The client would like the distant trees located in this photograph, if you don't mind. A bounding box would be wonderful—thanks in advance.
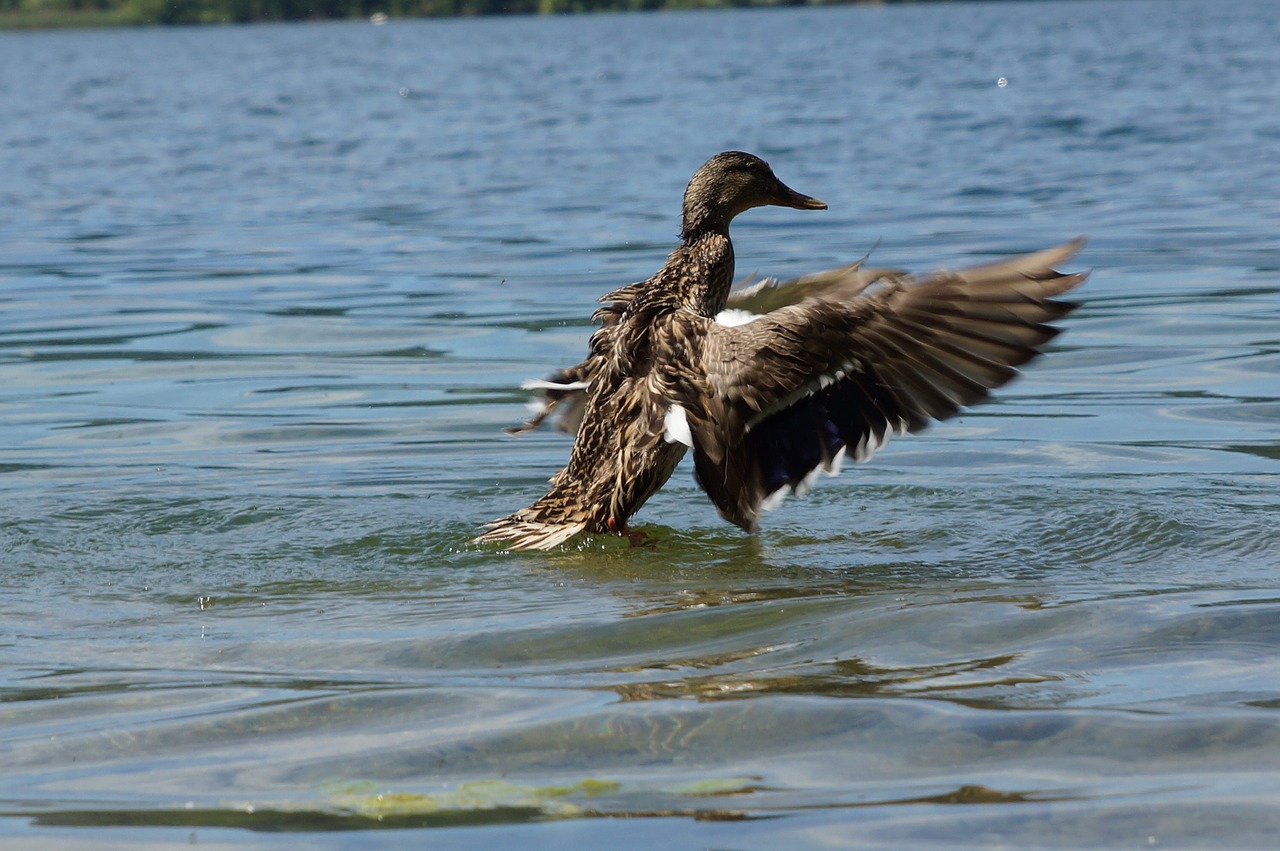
[2,0,874,27]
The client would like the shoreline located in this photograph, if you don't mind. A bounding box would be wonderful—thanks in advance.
[1,0,900,31]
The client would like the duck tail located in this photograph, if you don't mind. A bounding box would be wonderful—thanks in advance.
[470,514,589,551]
[471,486,595,551]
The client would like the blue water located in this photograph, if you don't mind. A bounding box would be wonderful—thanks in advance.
[3,0,1280,846]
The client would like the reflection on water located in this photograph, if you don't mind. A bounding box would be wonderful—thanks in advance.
[3,0,1280,846]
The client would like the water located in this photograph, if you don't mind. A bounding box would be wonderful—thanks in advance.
[3,0,1280,846]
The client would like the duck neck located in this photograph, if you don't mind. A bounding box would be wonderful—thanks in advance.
[676,229,735,316]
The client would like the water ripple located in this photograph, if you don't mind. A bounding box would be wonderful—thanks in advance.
[4,1,1280,844]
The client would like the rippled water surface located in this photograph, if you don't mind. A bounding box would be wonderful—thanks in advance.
[4,0,1280,846]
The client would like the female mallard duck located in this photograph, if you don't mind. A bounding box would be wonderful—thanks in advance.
[474,151,1087,551]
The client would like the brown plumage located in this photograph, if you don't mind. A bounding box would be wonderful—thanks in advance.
[473,152,1087,550]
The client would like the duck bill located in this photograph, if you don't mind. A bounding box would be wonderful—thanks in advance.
[773,183,827,211]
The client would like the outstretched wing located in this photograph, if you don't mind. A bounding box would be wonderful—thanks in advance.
[687,238,1089,531]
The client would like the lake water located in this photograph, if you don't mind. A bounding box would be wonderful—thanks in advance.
[3,0,1280,846]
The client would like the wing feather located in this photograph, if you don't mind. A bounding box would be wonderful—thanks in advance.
[687,239,1088,531]
[725,261,906,315]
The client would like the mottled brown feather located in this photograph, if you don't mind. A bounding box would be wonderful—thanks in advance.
[689,240,1088,531]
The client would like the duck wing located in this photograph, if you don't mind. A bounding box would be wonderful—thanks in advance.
[686,238,1089,532]
[722,255,905,318]
[504,280,645,436]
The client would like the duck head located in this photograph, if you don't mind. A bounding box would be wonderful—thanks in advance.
[680,151,826,241]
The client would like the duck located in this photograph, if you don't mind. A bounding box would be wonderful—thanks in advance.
[473,151,1087,551]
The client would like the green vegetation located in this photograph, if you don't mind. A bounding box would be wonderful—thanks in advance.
[1,0,876,28]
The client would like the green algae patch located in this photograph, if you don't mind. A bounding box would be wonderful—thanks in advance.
[661,776,765,797]
[327,778,623,819]
[28,776,761,832]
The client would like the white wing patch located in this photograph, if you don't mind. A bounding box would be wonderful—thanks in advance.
[521,379,590,391]
[822,445,847,478]
[714,308,760,327]
[760,486,789,513]
[663,404,693,447]
[853,426,891,462]
[793,465,823,498]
